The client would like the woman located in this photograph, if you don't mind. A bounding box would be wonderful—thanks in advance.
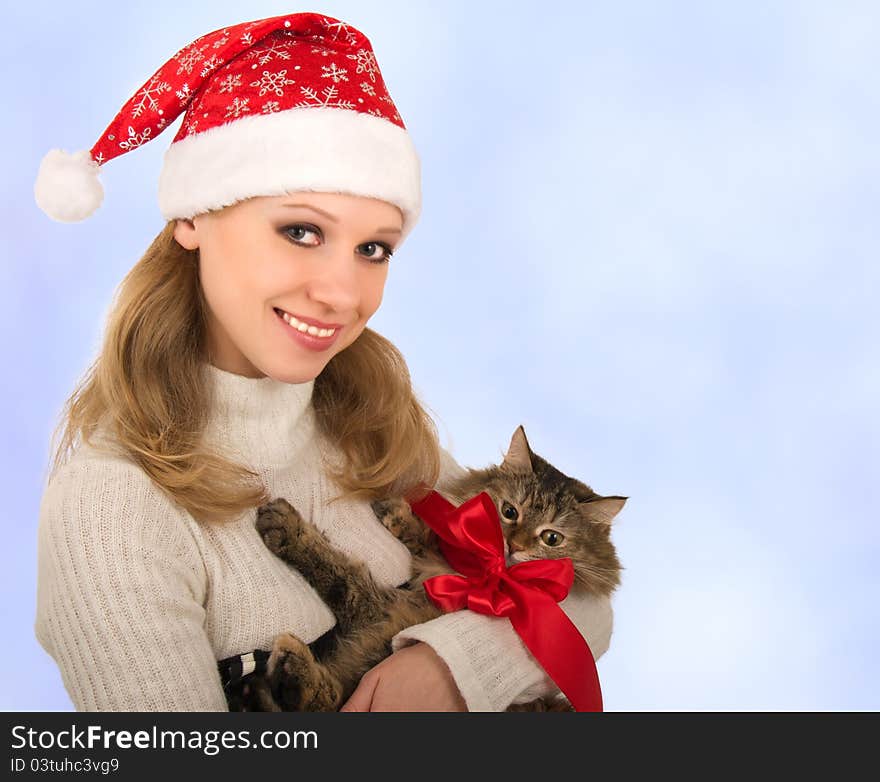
[33,11,613,711]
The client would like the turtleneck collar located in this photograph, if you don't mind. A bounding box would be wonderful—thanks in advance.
[202,362,316,469]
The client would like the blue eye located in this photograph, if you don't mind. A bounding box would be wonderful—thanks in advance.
[282,224,393,264]
[284,224,321,246]
[358,242,394,264]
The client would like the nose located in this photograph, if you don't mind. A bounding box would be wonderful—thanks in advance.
[304,250,362,314]
[508,539,524,553]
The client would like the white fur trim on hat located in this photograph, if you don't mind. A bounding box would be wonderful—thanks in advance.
[158,107,421,241]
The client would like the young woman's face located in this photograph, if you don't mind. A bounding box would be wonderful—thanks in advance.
[174,192,403,381]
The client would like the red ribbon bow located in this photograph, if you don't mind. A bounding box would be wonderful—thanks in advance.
[409,490,603,712]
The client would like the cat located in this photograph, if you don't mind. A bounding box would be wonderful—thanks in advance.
[239,425,626,712]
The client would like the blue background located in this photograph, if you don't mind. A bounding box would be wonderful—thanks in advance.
[4,0,878,710]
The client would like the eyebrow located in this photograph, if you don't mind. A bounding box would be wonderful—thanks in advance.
[280,202,402,235]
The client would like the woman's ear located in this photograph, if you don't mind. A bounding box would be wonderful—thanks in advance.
[173,218,199,250]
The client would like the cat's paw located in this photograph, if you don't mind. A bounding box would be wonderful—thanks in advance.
[265,632,310,711]
[267,632,340,711]
[371,497,414,533]
[256,497,306,558]
[266,632,312,679]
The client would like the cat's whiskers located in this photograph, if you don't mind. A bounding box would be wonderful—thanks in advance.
[573,564,618,593]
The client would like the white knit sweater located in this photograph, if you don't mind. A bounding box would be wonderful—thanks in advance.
[35,363,613,711]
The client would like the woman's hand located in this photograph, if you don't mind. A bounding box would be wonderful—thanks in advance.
[339,642,468,712]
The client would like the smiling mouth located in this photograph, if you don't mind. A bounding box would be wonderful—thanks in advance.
[274,308,338,338]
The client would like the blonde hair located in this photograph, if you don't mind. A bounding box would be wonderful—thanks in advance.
[47,220,440,524]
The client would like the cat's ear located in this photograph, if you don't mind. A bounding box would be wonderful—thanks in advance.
[580,495,627,525]
[502,425,533,474]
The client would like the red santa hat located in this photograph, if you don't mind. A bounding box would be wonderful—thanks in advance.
[33,12,421,241]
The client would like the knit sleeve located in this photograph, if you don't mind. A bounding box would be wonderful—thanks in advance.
[34,455,229,711]
[389,446,615,711]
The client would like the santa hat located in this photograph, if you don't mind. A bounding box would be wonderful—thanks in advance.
[33,12,421,241]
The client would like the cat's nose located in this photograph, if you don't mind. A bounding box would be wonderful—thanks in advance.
[508,540,524,552]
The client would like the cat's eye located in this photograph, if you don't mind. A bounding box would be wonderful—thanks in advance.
[501,501,518,523]
[540,529,564,547]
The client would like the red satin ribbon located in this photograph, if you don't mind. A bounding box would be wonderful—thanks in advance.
[409,490,603,712]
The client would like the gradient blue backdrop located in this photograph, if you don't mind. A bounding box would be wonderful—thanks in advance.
[4,0,878,710]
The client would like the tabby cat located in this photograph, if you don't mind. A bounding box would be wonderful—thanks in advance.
[243,425,626,712]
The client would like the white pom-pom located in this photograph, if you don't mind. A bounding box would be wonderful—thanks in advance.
[34,149,104,222]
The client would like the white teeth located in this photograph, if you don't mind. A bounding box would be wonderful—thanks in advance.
[280,310,336,337]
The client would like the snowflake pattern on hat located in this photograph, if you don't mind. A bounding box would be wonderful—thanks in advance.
[34,12,419,229]
[94,14,403,169]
